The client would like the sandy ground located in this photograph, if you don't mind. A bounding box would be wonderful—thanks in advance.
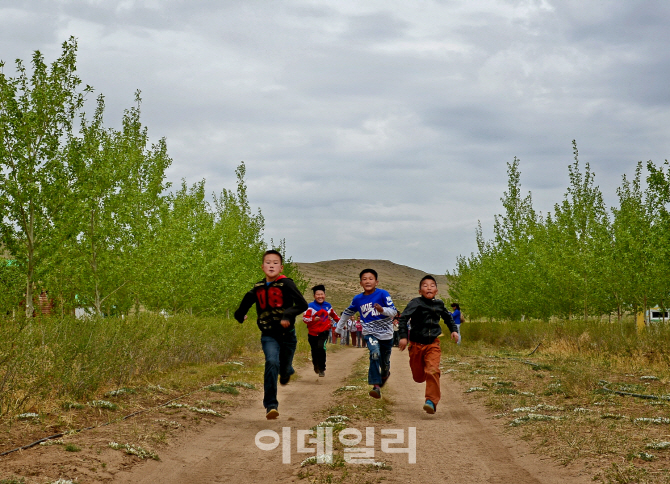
[0,346,593,483]
[114,347,591,483]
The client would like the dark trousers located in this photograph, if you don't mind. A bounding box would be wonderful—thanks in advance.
[308,330,330,372]
[364,334,393,385]
[260,330,297,410]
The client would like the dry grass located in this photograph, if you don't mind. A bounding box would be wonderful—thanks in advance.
[441,323,670,484]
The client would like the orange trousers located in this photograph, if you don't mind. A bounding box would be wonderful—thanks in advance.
[408,338,442,405]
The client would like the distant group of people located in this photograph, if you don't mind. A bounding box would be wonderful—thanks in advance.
[234,249,464,420]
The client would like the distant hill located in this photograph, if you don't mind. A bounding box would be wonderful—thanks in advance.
[296,259,449,312]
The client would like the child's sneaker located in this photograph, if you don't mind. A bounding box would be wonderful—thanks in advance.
[380,372,390,387]
[423,400,436,414]
[369,385,381,399]
[266,408,279,419]
[318,371,325,377]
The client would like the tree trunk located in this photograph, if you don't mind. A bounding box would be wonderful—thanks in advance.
[25,204,35,317]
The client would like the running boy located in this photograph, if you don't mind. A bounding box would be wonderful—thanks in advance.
[234,250,308,419]
[337,269,397,399]
[397,275,459,414]
[302,284,340,377]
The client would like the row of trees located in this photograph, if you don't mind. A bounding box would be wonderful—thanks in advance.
[450,141,670,321]
[1,38,302,317]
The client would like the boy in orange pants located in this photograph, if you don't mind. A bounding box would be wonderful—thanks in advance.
[397,275,459,414]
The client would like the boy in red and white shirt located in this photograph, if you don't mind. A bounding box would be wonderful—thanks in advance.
[302,284,340,377]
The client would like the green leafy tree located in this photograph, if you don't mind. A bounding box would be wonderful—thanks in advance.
[491,158,538,320]
[0,37,90,316]
[205,162,267,313]
[551,142,612,320]
[106,93,172,314]
[645,160,670,317]
[141,179,213,314]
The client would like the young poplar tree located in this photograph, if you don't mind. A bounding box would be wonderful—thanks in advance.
[60,94,130,315]
[110,93,172,314]
[207,162,267,313]
[551,142,612,321]
[491,158,538,320]
[141,180,213,314]
[645,160,670,318]
[0,37,90,317]
[611,163,655,320]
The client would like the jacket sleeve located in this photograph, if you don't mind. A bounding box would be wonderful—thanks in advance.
[381,306,397,318]
[234,289,257,323]
[328,307,340,322]
[281,279,309,322]
[336,307,354,334]
[381,292,398,318]
[441,307,457,334]
[303,307,315,323]
[398,299,418,340]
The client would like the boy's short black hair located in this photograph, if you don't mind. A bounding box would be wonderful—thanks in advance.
[419,275,436,288]
[359,268,378,280]
[451,302,460,310]
[263,249,283,264]
[312,284,326,294]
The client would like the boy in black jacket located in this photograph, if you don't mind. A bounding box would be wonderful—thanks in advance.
[234,250,308,419]
[397,275,458,414]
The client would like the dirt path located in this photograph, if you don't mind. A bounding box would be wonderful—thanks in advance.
[379,349,592,484]
[110,347,592,484]
[0,346,598,483]
[113,346,364,483]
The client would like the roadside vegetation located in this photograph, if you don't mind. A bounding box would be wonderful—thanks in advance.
[450,144,670,323]
[0,319,313,456]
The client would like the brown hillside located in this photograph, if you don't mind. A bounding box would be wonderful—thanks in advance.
[296,259,449,312]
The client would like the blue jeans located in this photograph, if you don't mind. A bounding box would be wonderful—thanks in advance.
[260,331,297,409]
[364,334,393,385]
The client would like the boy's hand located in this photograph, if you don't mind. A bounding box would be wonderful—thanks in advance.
[373,303,384,314]
[281,319,290,328]
[451,332,459,342]
[314,315,321,322]
[398,338,408,351]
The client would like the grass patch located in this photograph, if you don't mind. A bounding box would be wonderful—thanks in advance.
[441,320,670,482]
[206,384,239,395]
[0,314,261,417]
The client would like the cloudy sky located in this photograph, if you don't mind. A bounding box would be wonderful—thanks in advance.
[2,1,670,273]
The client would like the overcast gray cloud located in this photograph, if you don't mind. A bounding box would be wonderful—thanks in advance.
[2,0,670,273]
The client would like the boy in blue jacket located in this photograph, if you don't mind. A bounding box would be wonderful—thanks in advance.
[337,269,397,399]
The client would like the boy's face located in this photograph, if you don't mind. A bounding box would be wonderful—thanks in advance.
[314,290,326,304]
[419,279,438,299]
[360,272,378,294]
[262,254,283,281]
